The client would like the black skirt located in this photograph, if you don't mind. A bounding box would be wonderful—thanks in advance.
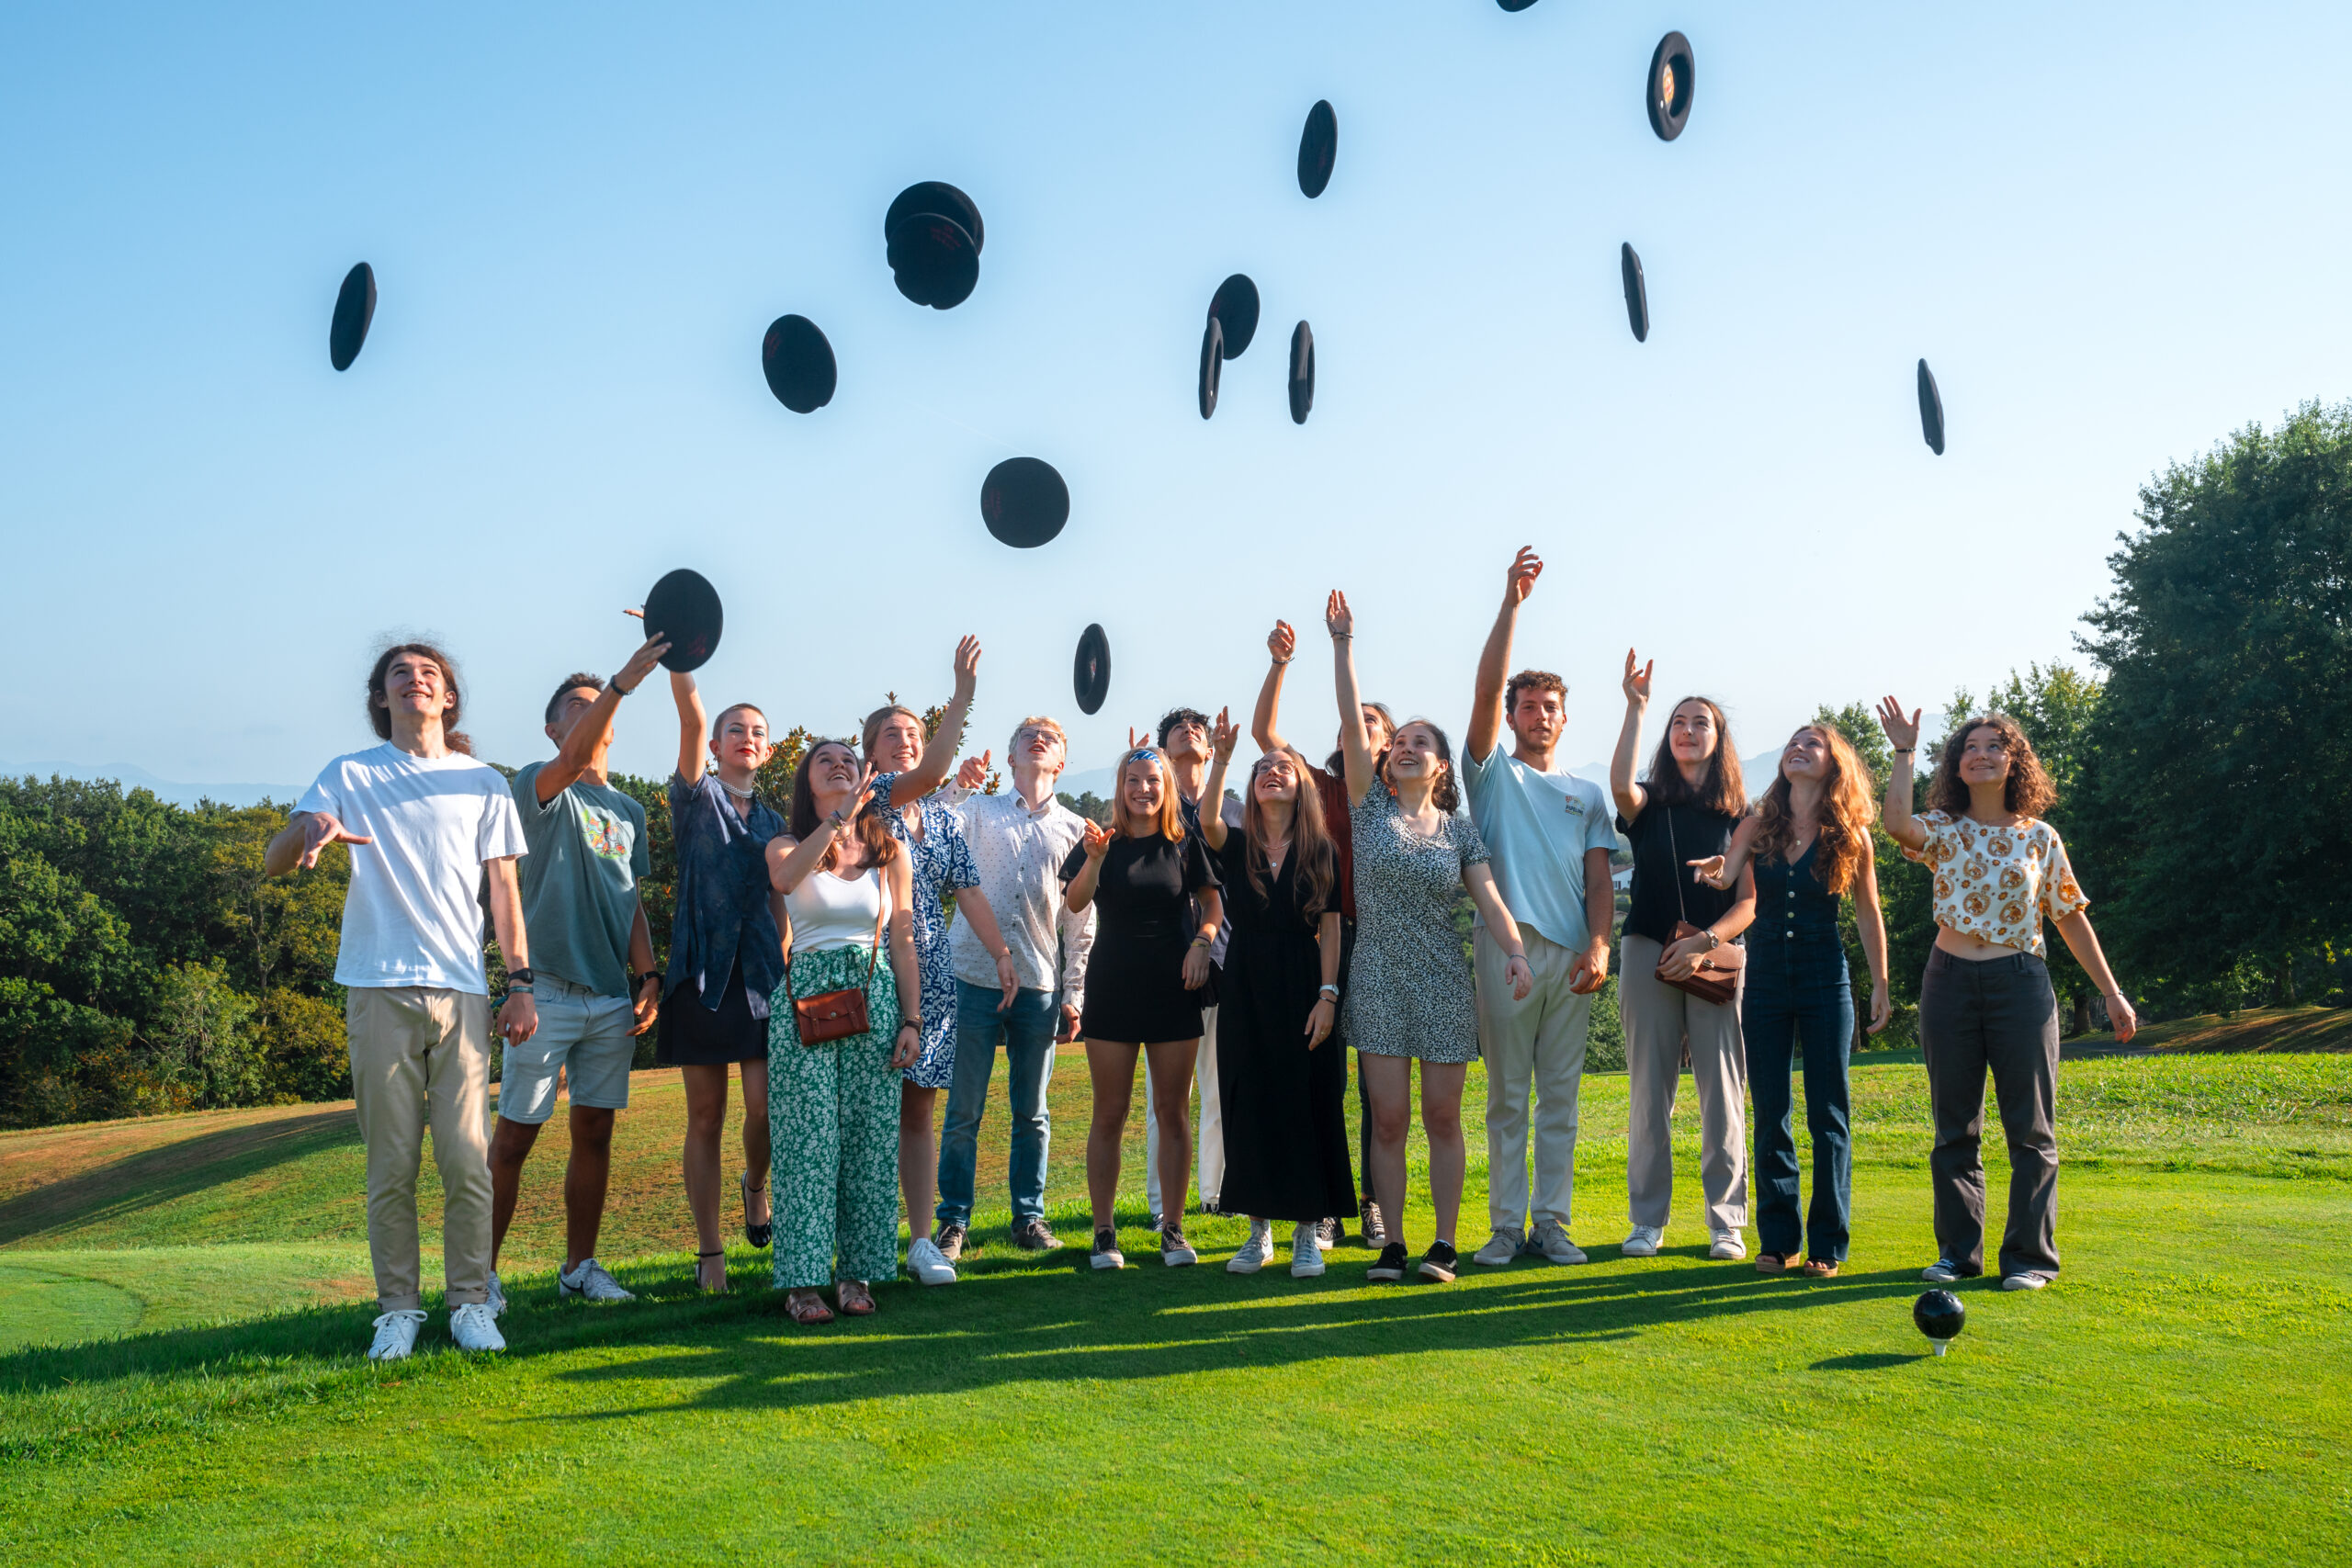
[1079,927,1204,1045]
[656,960,767,1066]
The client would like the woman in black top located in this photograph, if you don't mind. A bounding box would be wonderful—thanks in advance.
[1196,721,1350,1278]
[1608,650,1756,1264]
[1063,747,1224,1269]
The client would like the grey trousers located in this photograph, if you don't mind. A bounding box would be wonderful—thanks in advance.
[1620,934,1748,1233]
[1918,948,2062,1279]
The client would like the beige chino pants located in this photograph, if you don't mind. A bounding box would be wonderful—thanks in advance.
[346,985,494,1312]
[1475,929,1590,1235]
[1619,934,1748,1235]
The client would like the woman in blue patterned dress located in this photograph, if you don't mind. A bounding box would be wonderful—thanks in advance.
[864,637,1021,1287]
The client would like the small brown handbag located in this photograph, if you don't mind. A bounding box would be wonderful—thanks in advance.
[786,878,888,1046]
[1657,812,1738,1008]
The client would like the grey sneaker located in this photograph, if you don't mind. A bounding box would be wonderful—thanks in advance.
[2000,1271,2051,1292]
[1290,1222,1327,1278]
[1530,1219,1588,1266]
[1227,1222,1273,1274]
[935,1223,968,1263]
[485,1270,508,1318]
[1160,1226,1198,1267]
[1709,1231,1747,1261]
[1622,1225,1663,1258]
[1012,1218,1063,1252]
[1922,1258,1968,1284]
[559,1258,636,1303]
[1472,1228,1523,1268]
[368,1309,425,1361]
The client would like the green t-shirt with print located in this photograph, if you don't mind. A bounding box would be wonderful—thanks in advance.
[511,762,650,998]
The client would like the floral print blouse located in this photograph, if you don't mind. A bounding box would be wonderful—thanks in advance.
[1901,811,2087,958]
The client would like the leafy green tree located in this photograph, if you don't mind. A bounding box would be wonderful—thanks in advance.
[147,960,266,1110]
[2078,400,2352,1012]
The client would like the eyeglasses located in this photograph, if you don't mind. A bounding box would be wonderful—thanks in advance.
[1014,727,1064,747]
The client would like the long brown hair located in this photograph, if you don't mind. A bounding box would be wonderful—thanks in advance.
[1375,719,1461,813]
[1244,747,1338,919]
[366,640,473,756]
[1928,713,2057,818]
[1643,695,1743,816]
[789,740,899,872]
[1751,725,1876,896]
[1112,750,1186,840]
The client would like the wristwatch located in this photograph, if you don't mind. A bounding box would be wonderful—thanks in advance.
[1317,983,1340,1001]
[635,970,662,992]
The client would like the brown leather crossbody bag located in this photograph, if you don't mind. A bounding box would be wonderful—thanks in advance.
[1657,812,1737,1008]
[786,880,887,1046]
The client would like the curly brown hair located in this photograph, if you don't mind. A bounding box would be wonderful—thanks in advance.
[367,641,473,756]
[1751,725,1877,896]
[1927,713,2057,818]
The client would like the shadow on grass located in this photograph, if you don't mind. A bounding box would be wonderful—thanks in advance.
[1810,1351,1928,1371]
[0,1110,361,1247]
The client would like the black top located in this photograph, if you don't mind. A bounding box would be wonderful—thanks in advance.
[1060,829,1222,1045]
[1752,836,1843,953]
[1617,800,1740,946]
[1060,830,1218,934]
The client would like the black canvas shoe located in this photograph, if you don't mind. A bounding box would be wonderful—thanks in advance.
[1367,1242,1408,1282]
[1160,1226,1198,1267]
[1418,1241,1459,1283]
[1012,1218,1063,1252]
[1091,1228,1125,1270]
[935,1223,968,1264]
[1360,1197,1388,1249]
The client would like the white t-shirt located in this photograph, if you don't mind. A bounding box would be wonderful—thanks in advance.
[298,743,529,994]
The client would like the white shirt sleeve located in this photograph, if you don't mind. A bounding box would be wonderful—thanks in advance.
[478,776,528,863]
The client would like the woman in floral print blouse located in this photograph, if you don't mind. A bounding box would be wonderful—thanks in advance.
[1876,702,2136,1295]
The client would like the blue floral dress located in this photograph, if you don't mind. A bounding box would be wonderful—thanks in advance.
[873,773,982,1089]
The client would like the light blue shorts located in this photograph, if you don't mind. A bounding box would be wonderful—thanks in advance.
[498,978,636,1122]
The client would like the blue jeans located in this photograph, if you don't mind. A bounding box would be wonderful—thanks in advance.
[934,981,1059,1227]
[1741,943,1854,1262]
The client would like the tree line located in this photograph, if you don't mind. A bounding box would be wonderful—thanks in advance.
[4,401,2346,1127]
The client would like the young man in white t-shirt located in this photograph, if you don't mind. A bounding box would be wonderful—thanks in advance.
[1460,548,1619,1269]
[266,641,537,1361]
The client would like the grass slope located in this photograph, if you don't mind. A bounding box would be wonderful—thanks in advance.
[1,1025,2348,1563]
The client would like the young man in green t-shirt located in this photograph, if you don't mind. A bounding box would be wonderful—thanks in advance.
[486,634,669,1308]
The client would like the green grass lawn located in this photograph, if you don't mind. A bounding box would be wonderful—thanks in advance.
[3,1023,2348,1564]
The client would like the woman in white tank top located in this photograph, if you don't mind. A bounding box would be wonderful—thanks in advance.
[764,739,920,1326]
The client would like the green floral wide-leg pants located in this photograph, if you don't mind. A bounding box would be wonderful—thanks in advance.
[769,946,902,1291]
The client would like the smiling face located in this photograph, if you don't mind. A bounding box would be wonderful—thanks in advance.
[1668,699,1720,765]
[1959,725,2014,788]
[869,711,924,774]
[1385,721,1448,786]
[808,740,861,796]
[1251,750,1303,806]
[379,652,453,727]
[1781,726,1831,784]
[1119,755,1166,822]
[710,705,772,773]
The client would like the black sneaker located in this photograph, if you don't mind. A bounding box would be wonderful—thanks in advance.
[1012,1218,1063,1252]
[1419,1241,1459,1282]
[1091,1228,1125,1270]
[1367,1242,1408,1282]
[1360,1197,1388,1249]
[935,1223,967,1264]
[1317,1217,1342,1251]
[1146,1211,1162,1234]
[1160,1226,1198,1267]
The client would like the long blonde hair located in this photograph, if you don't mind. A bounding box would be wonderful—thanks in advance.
[1112,750,1186,840]
[1750,725,1875,896]
[1244,747,1337,919]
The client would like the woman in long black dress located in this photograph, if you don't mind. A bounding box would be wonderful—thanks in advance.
[1063,747,1225,1270]
[1197,716,1349,1279]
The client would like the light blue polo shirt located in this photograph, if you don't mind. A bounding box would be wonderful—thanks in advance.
[1460,745,1618,953]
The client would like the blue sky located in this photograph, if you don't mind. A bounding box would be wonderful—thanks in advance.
[5,2,2348,795]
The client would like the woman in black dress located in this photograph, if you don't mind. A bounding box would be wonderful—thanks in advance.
[1197,716,1349,1279]
[1063,747,1224,1269]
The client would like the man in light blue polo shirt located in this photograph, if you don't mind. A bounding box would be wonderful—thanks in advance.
[1461,547,1619,1268]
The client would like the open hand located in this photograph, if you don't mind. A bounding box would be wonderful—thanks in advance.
[1687,854,1731,890]
[1210,706,1238,762]
[299,812,372,869]
[1268,620,1297,663]
[956,750,992,791]
[1325,590,1354,639]
[615,632,671,694]
[1504,546,1543,604]
[951,634,982,701]
[1623,649,1654,707]
[1080,819,1112,861]
[1877,696,1921,754]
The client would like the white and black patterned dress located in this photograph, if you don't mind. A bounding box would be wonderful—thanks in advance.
[872,773,981,1089]
[1342,786,1490,1065]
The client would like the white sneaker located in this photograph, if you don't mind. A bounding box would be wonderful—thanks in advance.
[1922,1258,1966,1284]
[1473,1228,1523,1268]
[558,1258,636,1303]
[907,1236,958,1287]
[368,1309,425,1361]
[1530,1219,1588,1266]
[447,1301,506,1353]
[1227,1221,1273,1274]
[485,1270,507,1318]
[2000,1271,2051,1292]
[1622,1225,1663,1258]
[1290,1222,1326,1278]
[1710,1231,1747,1261]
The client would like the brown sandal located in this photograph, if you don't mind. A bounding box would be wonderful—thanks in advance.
[784,1288,834,1325]
[1755,1252,1795,1275]
[836,1280,876,1316]
[1800,1258,1840,1279]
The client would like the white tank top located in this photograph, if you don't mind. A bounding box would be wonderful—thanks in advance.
[786,865,885,955]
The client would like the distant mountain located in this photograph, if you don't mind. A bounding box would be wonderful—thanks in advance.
[0,761,305,809]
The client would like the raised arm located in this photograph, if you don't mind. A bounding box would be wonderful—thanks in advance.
[765,766,876,895]
[672,670,707,784]
[1610,649,1654,820]
[1329,591,1375,805]
[1253,620,1296,755]
[1467,547,1541,765]
[541,634,669,805]
[1199,708,1238,852]
[1874,696,1928,852]
[890,636,981,805]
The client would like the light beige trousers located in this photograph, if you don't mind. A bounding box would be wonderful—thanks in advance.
[1619,934,1748,1234]
[1476,929,1590,1235]
[346,985,493,1312]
